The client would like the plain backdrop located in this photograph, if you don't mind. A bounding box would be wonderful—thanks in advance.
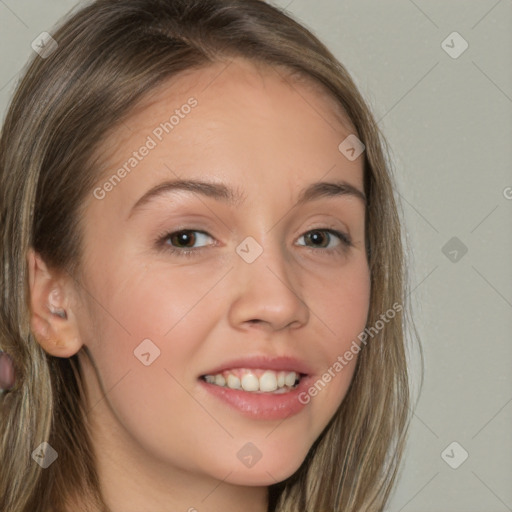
[1,1,511,511]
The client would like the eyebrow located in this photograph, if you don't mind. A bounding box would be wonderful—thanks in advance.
[128,177,366,218]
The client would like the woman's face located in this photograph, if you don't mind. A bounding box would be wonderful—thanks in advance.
[75,58,370,488]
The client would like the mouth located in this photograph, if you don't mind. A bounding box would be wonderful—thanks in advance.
[197,356,314,420]
[200,368,305,394]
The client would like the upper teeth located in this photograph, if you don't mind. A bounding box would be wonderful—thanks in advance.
[203,369,300,393]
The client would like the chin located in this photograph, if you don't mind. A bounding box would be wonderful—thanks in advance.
[219,450,309,487]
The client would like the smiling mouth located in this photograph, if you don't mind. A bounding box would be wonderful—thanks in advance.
[200,368,305,394]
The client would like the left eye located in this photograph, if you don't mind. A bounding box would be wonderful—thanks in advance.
[296,229,350,250]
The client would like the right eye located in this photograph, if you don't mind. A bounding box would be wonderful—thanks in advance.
[156,229,215,257]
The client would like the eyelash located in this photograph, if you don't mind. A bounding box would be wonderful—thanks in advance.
[155,228,352,258]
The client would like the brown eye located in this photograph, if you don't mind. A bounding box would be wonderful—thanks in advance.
[304,230,330,248]
[169,230,198,248]
[157,229,215,257]
[297,229,351,250]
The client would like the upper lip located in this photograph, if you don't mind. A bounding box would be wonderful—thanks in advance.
[200,355,314,377]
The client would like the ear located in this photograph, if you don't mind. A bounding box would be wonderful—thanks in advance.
[27,248,83,358]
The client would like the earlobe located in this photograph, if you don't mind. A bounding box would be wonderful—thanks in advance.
[27,248,83,358]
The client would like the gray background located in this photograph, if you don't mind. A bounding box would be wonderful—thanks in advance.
[1,1,511,511]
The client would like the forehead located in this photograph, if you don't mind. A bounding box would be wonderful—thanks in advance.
[87,57,364,216]
[138,57,353,125]
[94,57,358,167]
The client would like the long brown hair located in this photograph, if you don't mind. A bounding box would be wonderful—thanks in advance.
[0,1,421,510]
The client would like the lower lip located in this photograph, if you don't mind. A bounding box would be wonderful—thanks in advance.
[198,376,313,420]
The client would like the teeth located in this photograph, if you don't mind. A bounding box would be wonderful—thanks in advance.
[203,369,301,393]
[284,372,297,387]
[214,374,226,387]
[259,371,278,392]
[241,373,259,392]
[227,374,241,390]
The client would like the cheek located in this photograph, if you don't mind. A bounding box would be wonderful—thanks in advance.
[315,258,371,343]
[82,255,214,346]
[75,257,217,417]
[76,263,229,473]
[302,260,370,407]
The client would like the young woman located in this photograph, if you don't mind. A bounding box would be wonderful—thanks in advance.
[0,1,419,510]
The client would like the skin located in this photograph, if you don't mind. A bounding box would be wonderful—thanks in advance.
[28,58,370,512]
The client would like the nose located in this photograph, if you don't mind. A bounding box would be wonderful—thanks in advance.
[227,240,310,332]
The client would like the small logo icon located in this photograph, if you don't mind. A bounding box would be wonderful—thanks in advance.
[338,134,365,161]
[237,442,263,468]
[236,236,263,263]
[134,338,161,366]
[32,442,58,468]
[441,32,468,59]
[31,32,58,59]
[441,441,468,469]
[441,236,468,263]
